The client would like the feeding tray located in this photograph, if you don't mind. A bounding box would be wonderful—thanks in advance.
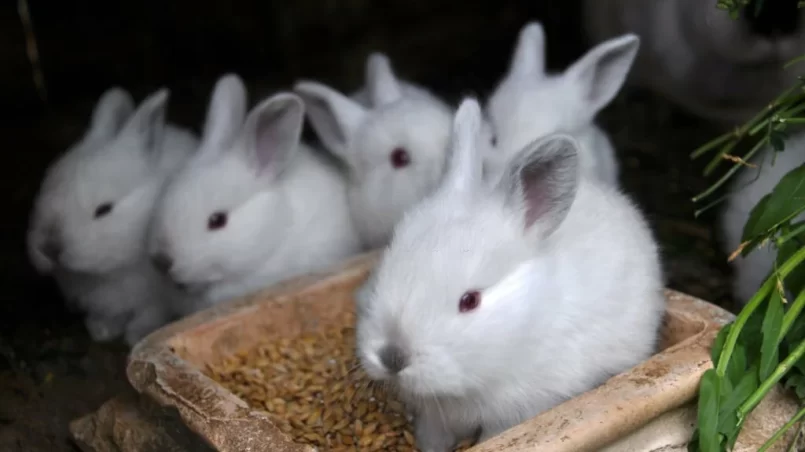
[124,250,800,452]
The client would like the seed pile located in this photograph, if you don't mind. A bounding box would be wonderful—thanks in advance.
[206,312,475,451]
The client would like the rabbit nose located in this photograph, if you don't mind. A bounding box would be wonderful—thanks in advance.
[378,344,409,374]
[151,252,174,275]
[41,239,62,262]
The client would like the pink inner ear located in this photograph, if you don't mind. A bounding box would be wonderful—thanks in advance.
[253,108,291,171]
[521,160,555,228]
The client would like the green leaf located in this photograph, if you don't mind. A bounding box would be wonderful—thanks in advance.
[741,163,805,243]
[726,341,748,386]
[698,369,723,452]
[712,323,733,369]
[741,193,772,247]
[718,366,759,439]
[760,291,785,380]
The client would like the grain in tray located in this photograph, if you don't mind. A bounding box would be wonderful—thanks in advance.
[207,311,473,451]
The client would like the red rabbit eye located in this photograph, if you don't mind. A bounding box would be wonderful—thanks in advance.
[390,147,411,169]
[207,211,228,230]
[458,290,481,313]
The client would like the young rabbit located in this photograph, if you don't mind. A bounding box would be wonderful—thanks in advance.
[721,132,805,305]
[26,87,199,345]
[583,0,805,125]
[355,98,665,451]
[147,75,362,309]
[293,59,456,250]
[350,52,441,107]
[485,21,639,187]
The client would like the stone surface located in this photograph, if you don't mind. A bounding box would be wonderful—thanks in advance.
[69,388,213,452]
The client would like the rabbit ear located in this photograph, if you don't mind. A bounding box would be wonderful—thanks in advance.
[239,92,304,182]
[200,73,248,152]
[365,52,403,106]
[498,134,580,240]
[442,97,484,196]
[122,88,170,159]
[564,34,639,118]
[294,81,367,162]
[508,22,547,77]
[88,87,135,141]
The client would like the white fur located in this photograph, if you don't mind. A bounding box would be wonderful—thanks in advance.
[148,77,362,310]
[583,0,805,124]
[294,56,457,250]
[26,87,199,345]
[355,98,665,451]
[721,131,805,305]
[485,21,639,188]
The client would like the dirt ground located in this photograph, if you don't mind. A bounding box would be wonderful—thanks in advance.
[0,7,743,443]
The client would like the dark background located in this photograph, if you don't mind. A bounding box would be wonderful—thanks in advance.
[1,0,733,450]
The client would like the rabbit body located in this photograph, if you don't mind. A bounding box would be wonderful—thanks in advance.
[721,131,805,304]
[149,75,362,310]
[356,99,665,451]
[27,87,198,345]
[582,0,805,124]
[486,22,639,188]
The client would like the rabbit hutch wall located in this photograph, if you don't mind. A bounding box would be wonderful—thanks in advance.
[3,0,793,451]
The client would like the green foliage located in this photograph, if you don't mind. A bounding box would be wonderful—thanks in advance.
[687,3,805,450]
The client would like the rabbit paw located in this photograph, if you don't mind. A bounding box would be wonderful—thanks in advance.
[414,409,456,452]
[123,305,170,346]
[84,314,127,342]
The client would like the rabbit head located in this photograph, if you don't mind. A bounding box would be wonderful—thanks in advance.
[294,58,454,248]
[356,97,582,398]
[148,75,305,295]
[28,87,181,275]
[486,21,639,155]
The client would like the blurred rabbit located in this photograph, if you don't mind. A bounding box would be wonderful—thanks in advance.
[583,0,805,125]
[148,74,361,309]
[27,87,198,345]
[721,131,805,304]
[486,21,638,187]
[294,55,457,249]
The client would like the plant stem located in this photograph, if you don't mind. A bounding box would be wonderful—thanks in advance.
[692,137,769,203]
[716,246,805,376]
[778,222,805,246]
[738,337,805,418]
[757,404,805,452]
[690,131,734,159]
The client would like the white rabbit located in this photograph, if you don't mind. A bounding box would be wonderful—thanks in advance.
[355,98,665,451]
[350,52,442,107]
[293,58,457,250]
[147,75,362,310]
[26,87,199,345]
[485,21,639,188]
[583,0,805,125]
[721,131,805,305]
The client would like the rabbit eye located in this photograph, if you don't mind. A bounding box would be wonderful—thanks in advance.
[389,147,411,169]
[207,211,228,231]
[491,134,498,147]
[94,202,114,219]
[458,290,481,313]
